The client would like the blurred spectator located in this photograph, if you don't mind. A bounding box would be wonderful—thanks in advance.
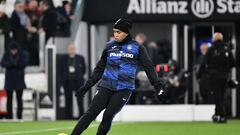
[10,1,32,50]
[197,32,235,123]
[0,4,10,51]
[166,60,189,104]
[56,0,74,37]
[1,41,29,119]
[25,0,40,27]
[156,39,171,64]
[38,0,57,43]
[197,43,209,64]
[25,0,39,65]
[59,43,86,119]
[135,33,157,63]
[197,43,213,104]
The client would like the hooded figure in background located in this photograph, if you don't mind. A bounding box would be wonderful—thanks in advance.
[1,41,29,119]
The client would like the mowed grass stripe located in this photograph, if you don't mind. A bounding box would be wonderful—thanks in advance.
[0,121,240,135]
[0,122,129,135]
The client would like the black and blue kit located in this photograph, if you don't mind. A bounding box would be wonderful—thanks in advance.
[71,35,165,135]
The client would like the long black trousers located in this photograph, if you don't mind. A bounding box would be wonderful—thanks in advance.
[71,88,132,135]
[6,90,23,119]
[210,78,227,117]
[64,81,84,119]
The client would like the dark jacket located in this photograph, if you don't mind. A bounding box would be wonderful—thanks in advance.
[0,14,10,35]
[55,7,71,36]
[197,40,235,79]
[59,54,86,88]
[0,13,10,50]
[10,11,29,49]
[1,49,29,91]
[39,8,57,38]
[82,35,165,92]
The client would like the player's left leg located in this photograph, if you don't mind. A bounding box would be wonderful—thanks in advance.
[96,90,132,135]
[71,89,113,135]
[16,90,23,119]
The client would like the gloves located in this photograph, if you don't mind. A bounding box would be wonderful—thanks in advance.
[156,85,166,96]
[75,86,89,98]
[157,89,165,96]
[154,83,167,99]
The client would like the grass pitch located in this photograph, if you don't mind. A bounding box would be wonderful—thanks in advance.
[0,120,240,135]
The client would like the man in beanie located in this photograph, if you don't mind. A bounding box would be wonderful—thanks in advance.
[1,41,29,119]
[71,18,166,135]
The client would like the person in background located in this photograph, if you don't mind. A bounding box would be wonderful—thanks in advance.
[197,32,235,123]
[38,0,57,43]
[197,43,213,104]
[1,41,29,119]
[0,4,10,51]
[155,39,172,64]
[10,1,32,50]
[25,0,40,28]
[56,0,74,36]
[59,43,86,119]
[135,33,157,63]
[25,0,40,65]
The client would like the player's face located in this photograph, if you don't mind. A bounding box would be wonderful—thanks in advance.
[113,28,128,42]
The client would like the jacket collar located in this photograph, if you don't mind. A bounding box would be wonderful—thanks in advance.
[116,34,132,45]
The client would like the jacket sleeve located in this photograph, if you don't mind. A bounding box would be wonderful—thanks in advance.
[82,46,108,90]
[1,53,17,68]
[138,45,165,91]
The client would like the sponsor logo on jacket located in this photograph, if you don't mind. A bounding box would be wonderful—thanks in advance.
[110,51,134,58]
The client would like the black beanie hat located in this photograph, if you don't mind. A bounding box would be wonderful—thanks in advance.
[9,41,19,50]
[113,18,132,33]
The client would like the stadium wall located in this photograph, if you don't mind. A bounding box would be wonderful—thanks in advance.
[96,105,215,122]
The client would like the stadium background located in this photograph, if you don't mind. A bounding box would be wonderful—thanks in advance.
[0,0,240,134]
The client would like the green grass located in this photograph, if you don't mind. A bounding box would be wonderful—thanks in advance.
[0,120,240,135]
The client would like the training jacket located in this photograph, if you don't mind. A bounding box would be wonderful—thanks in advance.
[83,35,164,91]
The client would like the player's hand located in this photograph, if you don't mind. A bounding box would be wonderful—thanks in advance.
[75,86,88,98]
[155,85,168,101]
[157,86,166,96]
[157,89,164,96]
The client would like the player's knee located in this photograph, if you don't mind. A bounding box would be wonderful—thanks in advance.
[103,111,115,121]
[85,109,99,119]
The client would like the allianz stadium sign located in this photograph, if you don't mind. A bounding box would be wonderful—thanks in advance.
[127,0,240,19]
[83,0,240,23]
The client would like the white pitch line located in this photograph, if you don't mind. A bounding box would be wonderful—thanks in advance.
[0,124,98,135]
[0,122,128,135]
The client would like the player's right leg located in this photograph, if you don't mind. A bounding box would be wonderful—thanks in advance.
[6,90,13,119]
[71,88,114,135]
[96,90,132,135]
